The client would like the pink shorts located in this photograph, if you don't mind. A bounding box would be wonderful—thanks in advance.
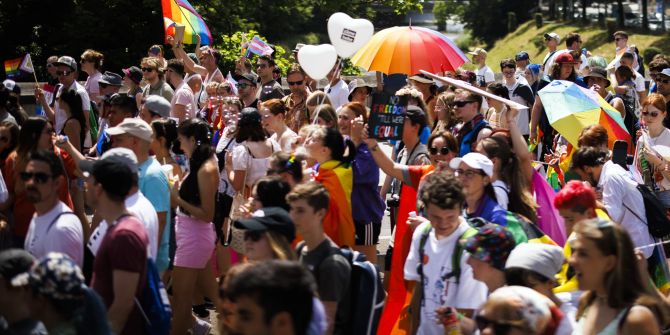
[174,214,216,269]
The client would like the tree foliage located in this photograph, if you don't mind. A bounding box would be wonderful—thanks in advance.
[461,0,536,46]
[433,1,464,31]
[1,0,421,81]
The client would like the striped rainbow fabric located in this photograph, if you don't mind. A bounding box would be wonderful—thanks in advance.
[4,57,22,78]
[314,160,355,248]
[162,0,213,45]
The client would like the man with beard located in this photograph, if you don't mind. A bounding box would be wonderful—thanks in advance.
[22,150,84,266]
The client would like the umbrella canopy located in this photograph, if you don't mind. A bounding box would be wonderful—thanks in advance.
[538,80,631,148]
[351,26,469,75]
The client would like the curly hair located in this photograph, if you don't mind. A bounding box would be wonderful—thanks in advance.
[419,172,465,210]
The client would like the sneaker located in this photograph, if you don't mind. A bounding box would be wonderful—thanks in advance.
[193,304,210,319]
[192,317,211,335]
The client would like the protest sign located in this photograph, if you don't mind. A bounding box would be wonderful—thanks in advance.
[369,95,407,140]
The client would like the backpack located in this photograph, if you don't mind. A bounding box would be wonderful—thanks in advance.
[416,224,477,290]
[135,258,172,335]
[623,184,670,238]
[298,243,385,335]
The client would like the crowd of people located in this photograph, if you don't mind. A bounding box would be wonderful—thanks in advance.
[1,28,670,335]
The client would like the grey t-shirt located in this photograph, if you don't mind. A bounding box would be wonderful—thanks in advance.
[142,80,174,102]
[298,238,351,334]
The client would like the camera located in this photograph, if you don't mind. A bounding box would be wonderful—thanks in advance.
[386,194,400,208]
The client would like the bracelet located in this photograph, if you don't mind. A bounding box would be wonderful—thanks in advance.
[370,144,379,151]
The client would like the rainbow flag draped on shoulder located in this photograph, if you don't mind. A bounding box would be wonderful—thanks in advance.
[314,160,355,247]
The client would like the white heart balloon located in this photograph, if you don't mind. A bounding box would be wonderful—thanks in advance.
[298,44,338,80]
[327,12,374,58]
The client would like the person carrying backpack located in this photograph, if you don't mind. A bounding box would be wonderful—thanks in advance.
[403,173,487,335]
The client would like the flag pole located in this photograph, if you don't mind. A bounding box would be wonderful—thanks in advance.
[172,0,198,43]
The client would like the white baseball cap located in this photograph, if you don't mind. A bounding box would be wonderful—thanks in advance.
[106,118,153,143]
[544,32,561,43]
[449,152,494,177]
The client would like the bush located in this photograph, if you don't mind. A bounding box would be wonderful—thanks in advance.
[456,29,475,52]
[644,47,662,65]
[217,30,291,76]
[508,12,518,32]
[535,13,543,28]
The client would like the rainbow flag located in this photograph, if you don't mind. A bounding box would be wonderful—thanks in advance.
[4,54,33,78]
[162,0,213,45]
[314,160,355,247]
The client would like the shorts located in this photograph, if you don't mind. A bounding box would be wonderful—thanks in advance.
[174,214,216,269]
[213,193,234,246]
[354,220,382,246]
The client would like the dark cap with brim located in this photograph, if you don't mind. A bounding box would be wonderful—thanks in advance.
[234,72,258,84]
[584,67,611,88]
[234,207,296,242]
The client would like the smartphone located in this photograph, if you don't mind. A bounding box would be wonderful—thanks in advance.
[612,140,628,169]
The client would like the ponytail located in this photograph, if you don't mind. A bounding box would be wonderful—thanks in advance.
[177,119,214,199]
[314,127,356,165]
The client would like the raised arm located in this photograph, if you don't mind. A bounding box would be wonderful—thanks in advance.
[167,36,208,78]
[502,107,534,186]
[361,124,406,182]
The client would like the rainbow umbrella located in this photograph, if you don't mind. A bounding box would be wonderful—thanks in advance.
[162,0,213,45]
[351,26,468,75]
[538,80,631,148]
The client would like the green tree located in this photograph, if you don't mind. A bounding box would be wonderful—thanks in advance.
[433,1,464,32]
[461,0,535,46]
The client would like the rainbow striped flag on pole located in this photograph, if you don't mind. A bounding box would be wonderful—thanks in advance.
[162,0,213,45]
[4,54,34,78]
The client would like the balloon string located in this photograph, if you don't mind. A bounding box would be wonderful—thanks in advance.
[312,57,340,125]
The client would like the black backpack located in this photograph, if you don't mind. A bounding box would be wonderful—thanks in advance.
[624,184,670,238]
[298,243,385,335]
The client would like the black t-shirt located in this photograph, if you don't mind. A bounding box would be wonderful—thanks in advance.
[258,80,285,102]
[298,238,351,335]
[245,98,259,109]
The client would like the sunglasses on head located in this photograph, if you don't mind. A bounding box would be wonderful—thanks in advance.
[429,147,450,155]
[288,80,304,86]
[475,315,518,335]
[56,70,72,77]
[642,111,660,118]
[19,171,52,184]
[454,100,475,107]
[244,230,263,242]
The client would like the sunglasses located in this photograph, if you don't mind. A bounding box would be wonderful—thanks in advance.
[99,83,109,89]
[475,315,518,335]
[46,63,55,68]
[44,127,55,135]
[80,59,89,63]
[244,230,263,242]
[19,171,53,184]
[657,78,670,85]
[288,80,304,86]
[455,168,485,178]
[454,100,475,107]
[642,111,660,118]
[614,37,624,41]
[257,64,268,69]
[236,83,251,89]
[141,67,155,72]
[502,70,516,76]
[56,70,72,77]
[429,147,450,155]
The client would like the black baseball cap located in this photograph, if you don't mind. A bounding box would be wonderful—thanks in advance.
[404,105,427,129]
[0,249,35,284]
[234,207,296,242]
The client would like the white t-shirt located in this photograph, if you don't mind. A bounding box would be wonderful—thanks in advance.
[270,128,299,153]
[25,201,84,266]
[55,81,91,134]
[555,294,578,335]
[476,65,495,87]
[492,180,509,210]
[633,70,646,93]
[171,81,197,120]
[88,191,159,258]
[324,79,349,110]
[404,220,488,335]
[232,139,281,189]
[504,81,533,135]
[636,128,670,191]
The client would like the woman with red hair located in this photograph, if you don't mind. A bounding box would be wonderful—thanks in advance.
[635,93,670,207]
